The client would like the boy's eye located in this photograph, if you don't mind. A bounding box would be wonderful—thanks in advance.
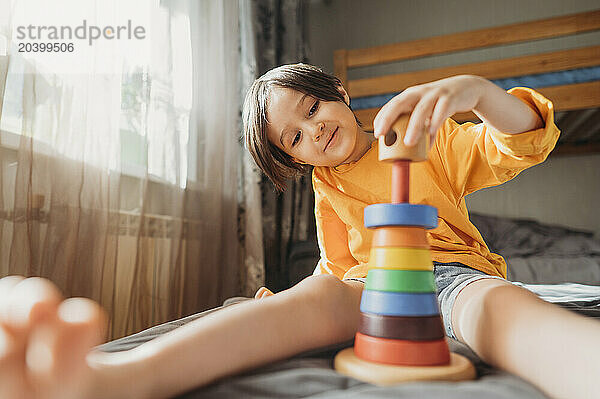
[308,100,319,116]
[292,131,301,146]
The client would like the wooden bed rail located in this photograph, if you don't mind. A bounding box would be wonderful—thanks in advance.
[334,9,600,86]
[348,45,600,98]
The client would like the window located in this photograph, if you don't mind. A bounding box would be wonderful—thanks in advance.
[0,0,194,188]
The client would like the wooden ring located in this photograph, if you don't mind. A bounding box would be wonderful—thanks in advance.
[360,290,440,316]
[368,247,432,270]
[358,313,445,340]
[354,333,450,366]
[372,226,429,248]
[378,114,431,163]
[364,203,438,229]
[365,269,436,293]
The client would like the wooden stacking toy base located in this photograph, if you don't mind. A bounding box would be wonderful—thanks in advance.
[334,348,476,386]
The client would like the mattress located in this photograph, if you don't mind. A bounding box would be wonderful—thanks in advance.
[98,284,600,399]
[97,213,600,398]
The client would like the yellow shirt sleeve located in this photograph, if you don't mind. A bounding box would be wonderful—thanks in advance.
[312,182,359,280]
[432,87,560,199]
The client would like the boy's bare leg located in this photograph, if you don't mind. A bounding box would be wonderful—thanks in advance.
[452,278,600,399]
[1,275,364,399]
[111,275,363,398]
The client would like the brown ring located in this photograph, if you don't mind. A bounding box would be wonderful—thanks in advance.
[358,313,445,340]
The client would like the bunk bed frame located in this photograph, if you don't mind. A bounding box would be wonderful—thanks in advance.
[333,10,600,155]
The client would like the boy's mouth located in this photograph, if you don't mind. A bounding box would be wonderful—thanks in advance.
[323,127,338,152]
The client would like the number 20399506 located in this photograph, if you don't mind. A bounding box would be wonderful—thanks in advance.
[18,42,75,52]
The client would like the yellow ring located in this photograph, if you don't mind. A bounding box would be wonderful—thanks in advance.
[368,247,433,270]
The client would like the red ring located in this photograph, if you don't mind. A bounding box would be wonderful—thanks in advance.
[354,332,450,366]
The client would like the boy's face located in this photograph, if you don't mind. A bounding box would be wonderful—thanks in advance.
[266,87,364,167]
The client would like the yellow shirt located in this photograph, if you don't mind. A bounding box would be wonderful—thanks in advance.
[312,87,560,280]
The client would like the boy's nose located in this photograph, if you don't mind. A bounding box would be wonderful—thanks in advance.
[312,122,325,142]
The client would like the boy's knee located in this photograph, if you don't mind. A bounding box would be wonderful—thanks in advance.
[295,274,344,300]
[456,280,543,338]
[480,281,539,312]
[294,274,362,313]
[292,274,362,338]
[485,283,551,327]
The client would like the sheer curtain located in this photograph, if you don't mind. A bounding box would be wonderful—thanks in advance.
[0,0,244,339]
[240,0,315,292]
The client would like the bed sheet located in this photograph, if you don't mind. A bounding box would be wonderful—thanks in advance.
[469,212,600,285]
[98,283,600,399]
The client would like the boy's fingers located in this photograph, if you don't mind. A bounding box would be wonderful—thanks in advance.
[0,324,29,399]
[427,131,438,151]
[1,277,62,332]
[0,277,32,399]
[0,275,26,294]
[373,90,419,138]
[0,280,105,399]
[0,324,20,363]
[405,93,437,146]
[26,298,107,397]
[57,297,107,343]
[429,95,451,135]
[0,276,26,313]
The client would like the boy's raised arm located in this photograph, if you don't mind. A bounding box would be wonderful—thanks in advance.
[373,75,544,147]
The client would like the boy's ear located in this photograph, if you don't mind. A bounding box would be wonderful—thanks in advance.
[337,84,351,105]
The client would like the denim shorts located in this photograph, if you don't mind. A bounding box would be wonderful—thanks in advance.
[344,262,505,340]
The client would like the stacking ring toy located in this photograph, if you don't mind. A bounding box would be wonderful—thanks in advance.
[365,269,436,292]
[333,114,475,386]
[368,247,432,270]
[354,333,450,366]
[358,313,445,340]
[364,203,438,229]
[372,226,429,248]
[360,290,440,316]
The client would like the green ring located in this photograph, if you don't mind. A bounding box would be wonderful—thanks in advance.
[365,269,436,293]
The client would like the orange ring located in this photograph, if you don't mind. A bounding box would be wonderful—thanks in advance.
[354,332,450,366]
[372,227,429,248]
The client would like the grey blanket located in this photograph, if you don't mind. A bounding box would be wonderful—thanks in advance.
[99,284,599,399]
[98,214,600,398]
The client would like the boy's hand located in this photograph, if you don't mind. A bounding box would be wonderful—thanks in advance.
[373,75,487,146]
[0,276,108,399]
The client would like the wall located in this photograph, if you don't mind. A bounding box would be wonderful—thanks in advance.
[307,0,600,237]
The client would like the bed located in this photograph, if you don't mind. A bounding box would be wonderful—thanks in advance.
[98,12,600,398]
[98,212,600,398]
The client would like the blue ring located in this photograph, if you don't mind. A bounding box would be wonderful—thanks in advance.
[364,203,438,229]
[360,290,440,316]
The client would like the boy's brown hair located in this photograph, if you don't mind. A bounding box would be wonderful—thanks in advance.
[243,63,359,191]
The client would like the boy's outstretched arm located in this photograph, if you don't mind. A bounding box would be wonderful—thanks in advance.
[470,76,543,134]
[0,274,364,399]
[373,75,544,146]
